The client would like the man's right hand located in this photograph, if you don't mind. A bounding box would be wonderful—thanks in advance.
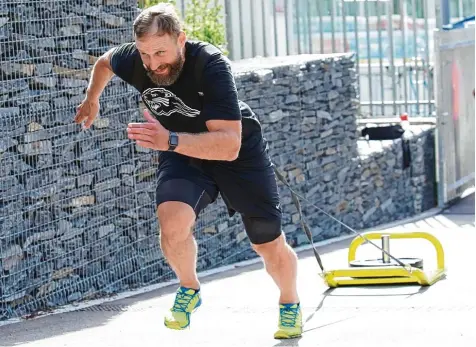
[74,98,100,129]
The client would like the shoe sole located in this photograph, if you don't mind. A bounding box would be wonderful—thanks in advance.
[274,332,302,340]
[164,299,202,330]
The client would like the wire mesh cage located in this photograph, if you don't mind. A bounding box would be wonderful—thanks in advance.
[0,0,256,322]
[0,0,435,324]
[0,0,145,321]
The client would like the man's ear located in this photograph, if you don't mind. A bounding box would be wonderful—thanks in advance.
[177,31,186,48]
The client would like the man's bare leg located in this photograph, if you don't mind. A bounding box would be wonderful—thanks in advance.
[252,233,299,304]
[158,201,203,330]
[157,201,200,290]
[252,233,302,339]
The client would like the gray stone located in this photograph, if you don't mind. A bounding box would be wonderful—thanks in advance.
[268,109,288,123]
[0,245,23,272]
[102,13,126,28]
[0,62,35,77]
[99,224,115,238]
[61,78,88,89]
[23,229,56,249]
[30,76,57,89]
[94,178,121,192]
[0,138,17,153]
[316,110,332,121]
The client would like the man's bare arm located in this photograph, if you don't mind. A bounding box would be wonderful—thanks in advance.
[74,49,116,127]
[174,119,242,161]
[85,50,116,101]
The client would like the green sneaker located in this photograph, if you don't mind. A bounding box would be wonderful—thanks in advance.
[273,303,303,339]
[164,287,202,330]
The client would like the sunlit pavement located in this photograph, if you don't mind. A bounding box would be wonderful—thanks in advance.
[1,192,474,347]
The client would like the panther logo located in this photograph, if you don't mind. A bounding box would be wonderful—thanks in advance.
[142,88,200,118]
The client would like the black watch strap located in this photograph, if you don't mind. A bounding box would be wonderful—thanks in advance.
[168,131,179,151]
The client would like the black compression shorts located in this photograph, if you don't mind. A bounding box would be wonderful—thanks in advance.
[155,152,283,245]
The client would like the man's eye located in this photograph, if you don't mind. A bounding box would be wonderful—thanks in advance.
[156,51,165,55]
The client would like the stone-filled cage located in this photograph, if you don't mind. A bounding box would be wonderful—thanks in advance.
[0,0,268,321]
[0,0,158,321]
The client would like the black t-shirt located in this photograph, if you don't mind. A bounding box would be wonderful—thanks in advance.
[109,40,266,164]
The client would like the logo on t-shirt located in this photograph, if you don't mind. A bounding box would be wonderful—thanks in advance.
[142,88,200,118]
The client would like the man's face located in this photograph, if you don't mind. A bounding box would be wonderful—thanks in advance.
[136,32,186,86]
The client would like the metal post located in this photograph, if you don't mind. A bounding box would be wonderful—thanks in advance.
[365,0,373,116]
[307,0,313,53]
[180,0,185,17]
[296,0,302,54]
[381,234,390,263]
[273,0,278,56]
[224,0,235,60]
[387,0,397,117]
[239,0,246,59]
[433,29,446,208]
[440,0,451,26]
[284,0,292,55]
[261,0,268,57]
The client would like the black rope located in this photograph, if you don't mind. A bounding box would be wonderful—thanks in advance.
[272,163,326,272]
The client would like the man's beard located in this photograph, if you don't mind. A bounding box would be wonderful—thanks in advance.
[145,52,185,86]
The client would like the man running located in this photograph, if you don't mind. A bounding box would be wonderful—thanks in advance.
[74,3,302,339]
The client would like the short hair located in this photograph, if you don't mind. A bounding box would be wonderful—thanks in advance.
[133,3,183,39]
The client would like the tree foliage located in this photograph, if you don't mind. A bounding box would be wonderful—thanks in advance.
[139,0,228,55]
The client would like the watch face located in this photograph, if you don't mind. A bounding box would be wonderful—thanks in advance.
[169,133,178,146]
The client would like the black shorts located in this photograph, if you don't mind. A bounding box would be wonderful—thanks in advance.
[155,151,282,245]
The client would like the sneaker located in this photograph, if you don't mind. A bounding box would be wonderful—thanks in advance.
[164,286,202,330]
[273,303,303,339]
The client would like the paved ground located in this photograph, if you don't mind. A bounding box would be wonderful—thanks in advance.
[1,191,474,347]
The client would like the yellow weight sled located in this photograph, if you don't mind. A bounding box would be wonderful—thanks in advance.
[271,166,447,289]
[323,231,447,288]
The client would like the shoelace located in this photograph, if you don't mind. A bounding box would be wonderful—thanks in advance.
[172,291,195,312]
[279,306,299,327]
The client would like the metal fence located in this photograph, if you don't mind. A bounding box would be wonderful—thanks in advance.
[171,0,474,118]
[434,22,475,207]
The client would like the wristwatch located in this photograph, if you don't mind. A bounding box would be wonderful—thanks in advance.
[168,131,179,151]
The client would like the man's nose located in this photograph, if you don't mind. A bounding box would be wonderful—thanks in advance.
[149,58,165,71]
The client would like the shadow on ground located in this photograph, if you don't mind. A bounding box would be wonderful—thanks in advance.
[0,236,354,346]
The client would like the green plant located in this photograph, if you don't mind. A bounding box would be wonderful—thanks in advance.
[182,0,228,55]
[139,0,228,55]
[139,0,176,9]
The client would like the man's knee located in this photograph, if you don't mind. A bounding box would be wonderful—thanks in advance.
[252,232,286,258]
[243,214,284,255]
[157,201,196,242]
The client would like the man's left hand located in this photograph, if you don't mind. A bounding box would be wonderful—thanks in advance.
[127,109,169,151]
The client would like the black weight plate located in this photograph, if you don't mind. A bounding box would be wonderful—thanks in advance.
[349,257,424,269]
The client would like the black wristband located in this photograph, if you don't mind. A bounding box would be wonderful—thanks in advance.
[168,131,178,151]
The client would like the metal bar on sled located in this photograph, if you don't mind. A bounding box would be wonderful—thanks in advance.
[323,231,447,288]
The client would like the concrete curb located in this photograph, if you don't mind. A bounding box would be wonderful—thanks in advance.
[0,206,443,327]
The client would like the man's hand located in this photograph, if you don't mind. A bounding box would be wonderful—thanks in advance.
[128,108,241,160]
[74,98,100,129]
[127,109,169,150]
